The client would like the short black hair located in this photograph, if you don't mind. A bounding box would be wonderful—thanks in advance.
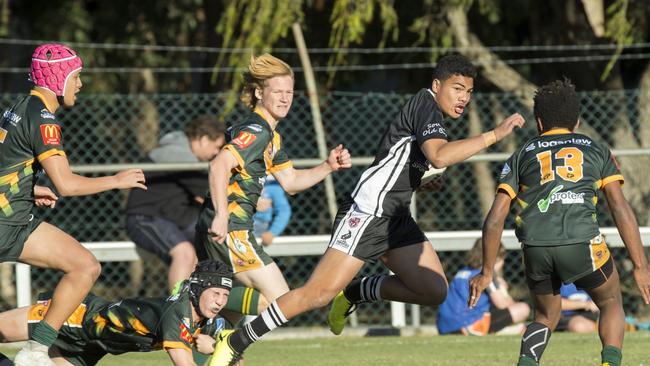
[534,79,580,132]
[184,115,226,141]
[432,53,477,82]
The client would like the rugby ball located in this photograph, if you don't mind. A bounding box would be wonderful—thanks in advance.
[421,165,447,185]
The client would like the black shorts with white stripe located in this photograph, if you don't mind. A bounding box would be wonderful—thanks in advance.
[328,201,428,262]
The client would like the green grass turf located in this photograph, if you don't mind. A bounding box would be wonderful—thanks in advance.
[1,332,649,365]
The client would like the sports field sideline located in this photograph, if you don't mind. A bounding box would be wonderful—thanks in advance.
[2,331,648,365]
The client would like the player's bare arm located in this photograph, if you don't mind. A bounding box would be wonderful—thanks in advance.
[421,113,525,168]
[603,180,650,304]
[166,347,196,366]
[208,149,239,244]
[40,154,145,196]
[273,144,351,195]
[33,185,58,208]
[468,191,512,308]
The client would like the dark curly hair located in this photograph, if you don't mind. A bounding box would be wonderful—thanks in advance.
[432,53,477,82]
[533,79,580,132]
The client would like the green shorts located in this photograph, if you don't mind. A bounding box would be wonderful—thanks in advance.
[27,293,109,366]
[0,215,43,262]
[523,235,611,293]
[195,215,273,274]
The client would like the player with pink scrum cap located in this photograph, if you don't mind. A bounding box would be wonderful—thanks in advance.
[0,44,147,366]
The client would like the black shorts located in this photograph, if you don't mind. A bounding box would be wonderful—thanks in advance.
[524,235,614,295]
[327,202,427,262]
[126,214,196,264]
[0,214,43,262]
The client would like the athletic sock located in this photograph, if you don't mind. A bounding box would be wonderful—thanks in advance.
[224,287,261,315]
[518,322,551,365]
[229,300,288,353]
[30,321,58,348]
[601,345,622,366]
[343,275,386,304]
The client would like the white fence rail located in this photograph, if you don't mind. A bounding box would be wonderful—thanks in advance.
[13,227,650,327]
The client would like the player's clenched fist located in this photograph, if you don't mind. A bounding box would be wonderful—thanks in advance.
[327,144,352,171]
[494,113,525,141]
[115,168,147,190]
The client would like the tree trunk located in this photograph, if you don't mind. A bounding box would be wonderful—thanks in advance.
[580,0,605,37]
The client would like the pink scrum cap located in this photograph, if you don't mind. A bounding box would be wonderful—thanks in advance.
[29,44,83,96]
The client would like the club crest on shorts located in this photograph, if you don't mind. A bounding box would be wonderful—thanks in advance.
[348,217,361,228]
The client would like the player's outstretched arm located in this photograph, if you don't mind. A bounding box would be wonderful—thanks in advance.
[41,154,146,197]
[273,144,351,195]
[422,113,525,168]
[167,347,196,366]
[469,192,512,308]
[603,181,650,304]
[208,149,239,244]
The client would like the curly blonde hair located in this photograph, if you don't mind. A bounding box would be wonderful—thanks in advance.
[240,54,294,110]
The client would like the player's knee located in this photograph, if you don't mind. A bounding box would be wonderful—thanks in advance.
[428,284,448,306]
[569,317,595,333]
[301,284,338,309]
[169,242,197,264]
[84,258,102,281]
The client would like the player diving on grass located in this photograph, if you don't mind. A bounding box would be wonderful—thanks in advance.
[0,260,241,366]
[208,53,525,366]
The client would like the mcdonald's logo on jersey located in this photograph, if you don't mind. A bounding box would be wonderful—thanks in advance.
[0,127,7,143]
[232,131,256,149]
[40,124,62,145]
[179,323,192,344]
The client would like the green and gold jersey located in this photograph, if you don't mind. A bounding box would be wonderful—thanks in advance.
[0,90,66,224]
[84,282,227,355]
[201,109,292,232]
[498,129,623,246]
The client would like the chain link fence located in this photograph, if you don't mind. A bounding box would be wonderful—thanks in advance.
[1,89,650,325]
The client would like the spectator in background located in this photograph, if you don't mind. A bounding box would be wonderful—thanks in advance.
[557,283,599,333]
[437,238,530,335]
[126,116,225,292]
[253,176,292,246]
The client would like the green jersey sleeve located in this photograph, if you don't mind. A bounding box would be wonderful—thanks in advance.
[222,125,272,173]
[28,105,66,162]
[497,151,521,199]
[160,302,194,353]
[598,148,624,189]
[268,132,292,174]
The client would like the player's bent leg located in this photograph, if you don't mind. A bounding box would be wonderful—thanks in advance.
[517,291,561,366]
[379,241,448,305]
[0,307,29,342]
[581,264,624,365]
[208,249,365,366]
[17,222,100,366]
[167,241,198,292]
[20,223,101,330]
[234,262,289,304]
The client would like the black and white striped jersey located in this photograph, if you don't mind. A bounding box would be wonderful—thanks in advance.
[351,88,448,217]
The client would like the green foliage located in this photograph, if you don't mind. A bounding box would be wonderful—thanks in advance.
[326,0,398,84]
[601,0,633,81]
[213,0,304,110]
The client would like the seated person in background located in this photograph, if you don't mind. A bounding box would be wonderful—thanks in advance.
[437,238,530,335]
[126,116,225,292]
[253,176,292,246]
[556,283,598,333]
[0,260,242,366]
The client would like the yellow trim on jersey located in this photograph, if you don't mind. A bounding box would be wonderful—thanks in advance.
[223,145,245,168]
[36,149,66,163]
[162,341,192,353]
[268,160,293,174]
[597,174,624,189]
[30,90,57,114]
[541,128,572,136]
[227,181,246,198]
[253,107,273,128]
[128,317,151,336]
[497,183,516,199]
[227,230,264,273]
[242,287,253,314]
[8,158,35,170]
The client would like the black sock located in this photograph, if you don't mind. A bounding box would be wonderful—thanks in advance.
[229,300,288,353]
[519,322,551,364]
[343,275,386,303]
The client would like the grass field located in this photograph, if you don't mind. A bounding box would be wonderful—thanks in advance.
[2,332,649,365]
